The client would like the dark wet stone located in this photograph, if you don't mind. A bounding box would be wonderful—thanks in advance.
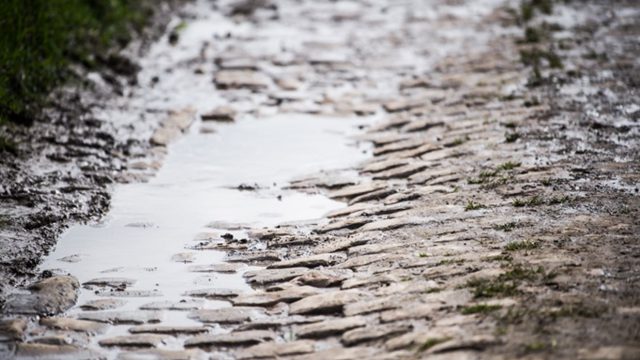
[201,106,236,122]
[329,183,385,199]
[83,277,136,288]
[185,330,275,348]
[4,276,79,316]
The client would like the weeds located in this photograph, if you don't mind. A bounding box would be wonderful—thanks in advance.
[513,195,545,207]
[417,337,451,352]
[493,222,519,232]
[465,201,486,211]
[505,240,539,251]
[505,132,520,143]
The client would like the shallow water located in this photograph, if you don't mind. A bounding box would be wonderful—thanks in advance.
[41,112,371,351]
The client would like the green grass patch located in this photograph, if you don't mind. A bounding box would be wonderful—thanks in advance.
[461,304,502,315]
[497,161,521,171]
[505,239,539,251]
[0,0,157,126]
[467,265,545,298]
[493,222,519,232]
[465,200,486,211]
[513,195,545,207]
[417,337,451,352]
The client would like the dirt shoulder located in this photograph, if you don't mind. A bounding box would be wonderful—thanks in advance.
[0,1,184,304]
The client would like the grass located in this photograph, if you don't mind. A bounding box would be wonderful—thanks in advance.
[493,222,519,232]
[0,0,158,127]
[417,337,451,352]
[505,239,539,251]
[465,200,486,211]
[505,132,520,143]
[461,304,502,315]
[513,195,545,207]
[467,265,545,298]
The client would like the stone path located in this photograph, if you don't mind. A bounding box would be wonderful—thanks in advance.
[2,0,639,359]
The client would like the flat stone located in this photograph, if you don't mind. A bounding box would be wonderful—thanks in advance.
[379,303,441,323]
[428,335,501,353]
[99,334,170,348]
[185,330,275,348]
[16,343,101,360]
[140,299,204,311]
[0,318,27,340]
[315,217,370,234]
[313,236,369,254]
[58,254,83,263]
[83,277,136,288]
[188,263,244,273]
[295,270,351,288]
[295,316,366,338]
[372,163,429,180]
[40,317,108,334]
[116,349,208,360]
[347,188,398,205]
[341,324,412,346]
[94,289,162,298]
[383,98,426,112]
[78,311,162,325]
[329,183,385,199]
[188,307,264,324]
[360,218,422,232]
[231,286,321,306]
[30,335,72,346]
[268,253,346,269]
[235,340,315,359]
[289,290,364,315]
[183,288,242,300]
[325,203,374,218]
[150,109,195,146]
[4,276,79,316]
[214,70,270,90]
[80,298,126,311]
[244,268,308,285]
[343,296,405,316]
[171,253,196,263]
[341,274,398,290]
[291,346,376,360]
[129,325,209,335]
[201,106,236,122]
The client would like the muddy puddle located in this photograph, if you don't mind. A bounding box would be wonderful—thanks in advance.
[39,111,372,353]
[28,0,377,354]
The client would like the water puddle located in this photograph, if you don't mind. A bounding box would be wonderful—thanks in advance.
[41,112,371,351]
